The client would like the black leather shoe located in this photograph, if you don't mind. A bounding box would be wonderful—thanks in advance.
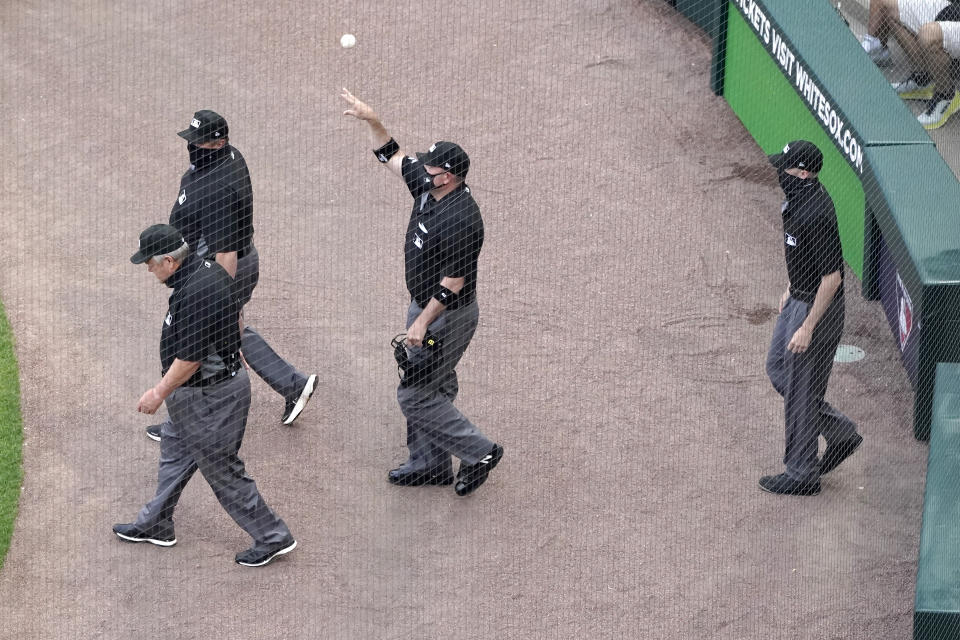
[387,467,454,486]
[819,433,863,475]
[455,444,504,497]
[758,473,821,496]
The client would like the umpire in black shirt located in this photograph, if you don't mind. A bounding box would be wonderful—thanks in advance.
[341,89,503,497]
[114,224,297,567]
[144,109,317,443]
[759,141,862,496]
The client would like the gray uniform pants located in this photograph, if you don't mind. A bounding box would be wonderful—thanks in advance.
[235,245,308,401]
[134,369,292,546]
[396,299,494,471]
[766,295,858,482]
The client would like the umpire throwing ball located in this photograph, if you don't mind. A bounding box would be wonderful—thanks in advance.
[341,89,503,497]
[113,224,296,567]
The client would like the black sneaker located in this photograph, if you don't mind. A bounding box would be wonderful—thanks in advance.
[145,424,162,442]
[235,537,297,567]
[387,467,454,486]
[454,444,504,497]
[758,473,821,496]
[819,433,863,475]
[113,522,177,547]
[281,374,317,425]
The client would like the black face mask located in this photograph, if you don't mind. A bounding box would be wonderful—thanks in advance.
[416,170,450,196]
[427,170,451,189]
[188,143,222,169]
[778,169,810,199]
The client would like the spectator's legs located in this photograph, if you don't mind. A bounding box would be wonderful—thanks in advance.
[918,23,953,95]
[869,0,898,44]
[890,17,928,69]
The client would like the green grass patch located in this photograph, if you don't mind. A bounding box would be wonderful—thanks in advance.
[0,298,23,569]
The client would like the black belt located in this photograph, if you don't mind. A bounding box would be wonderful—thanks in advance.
[183,356,243,387]
[212,244,253,259]
[789,287,843,305]
[789,287,817,304]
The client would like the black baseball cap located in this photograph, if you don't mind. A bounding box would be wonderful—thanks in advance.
[130,224,186,264]
[177,110,229,143]
[768,140,823,173]
[416,141,470,178]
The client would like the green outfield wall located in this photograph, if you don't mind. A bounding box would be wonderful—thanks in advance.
[722,0,934,279]
[915,363,960,639]
[723,7,866,276]
[863,145,960,438]
[673,0,725,39]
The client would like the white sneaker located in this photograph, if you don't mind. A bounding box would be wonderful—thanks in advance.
[892,72,934,100]
[918,91,960,130]
[861,35,892,66]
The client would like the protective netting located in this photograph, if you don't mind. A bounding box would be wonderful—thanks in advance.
[0,0,953,638]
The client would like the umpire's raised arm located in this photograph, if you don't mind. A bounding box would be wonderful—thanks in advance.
[340,88,405,177]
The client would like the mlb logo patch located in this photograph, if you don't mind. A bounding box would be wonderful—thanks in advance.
[785,233,797,247]
[896,273,914,350]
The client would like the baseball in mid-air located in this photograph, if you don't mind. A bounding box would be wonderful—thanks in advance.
[340,33,356,48]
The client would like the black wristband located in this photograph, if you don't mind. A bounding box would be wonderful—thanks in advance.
[434,286,459,307]
[373,138,400,163]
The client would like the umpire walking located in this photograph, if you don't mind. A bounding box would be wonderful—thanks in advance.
[340,89,504,497]
[146,109,317,442]
[759,141,862,496]
[114,224,297,567]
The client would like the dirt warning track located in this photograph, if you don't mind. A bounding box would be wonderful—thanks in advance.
[0,1,924,638]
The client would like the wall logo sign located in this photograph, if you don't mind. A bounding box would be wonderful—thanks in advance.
[733,0,865,175]
[896,272,914,350]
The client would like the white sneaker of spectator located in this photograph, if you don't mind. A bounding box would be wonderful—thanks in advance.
[892,72,934,100]
[918,91,960,130]
[861,34,891,66]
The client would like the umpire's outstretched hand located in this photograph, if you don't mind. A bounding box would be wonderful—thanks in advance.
[341,88,376,121]
[340,88,403,177]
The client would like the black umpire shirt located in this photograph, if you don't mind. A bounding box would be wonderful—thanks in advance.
[159,254,241,385]
[781,179,845,303]
[400,156,484,309]
[169,144,254,258]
